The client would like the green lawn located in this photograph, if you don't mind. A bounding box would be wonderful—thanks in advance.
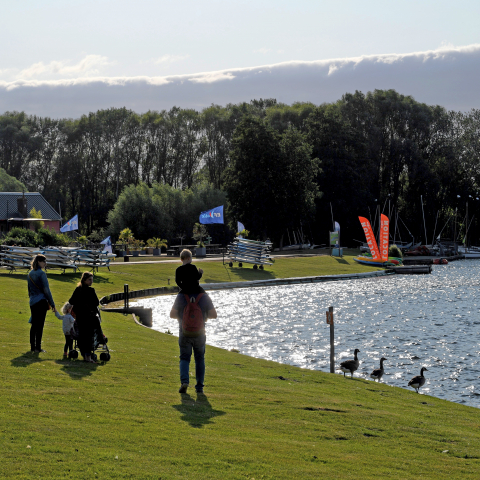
[1,257,479,479]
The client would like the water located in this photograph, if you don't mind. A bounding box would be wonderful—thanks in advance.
[136,260,480,408]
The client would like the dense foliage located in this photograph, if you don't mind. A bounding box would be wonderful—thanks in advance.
[1,90,480,245]
[2,227,70,247]
[106,182,226,242]
[0,167,27,192]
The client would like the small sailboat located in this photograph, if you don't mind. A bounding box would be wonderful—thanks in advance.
[354,215,402,267]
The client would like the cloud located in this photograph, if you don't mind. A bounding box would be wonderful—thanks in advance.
[188,72,235,84]
[1,44,480,118]
[16,55,113,79]
[154,54,190,65]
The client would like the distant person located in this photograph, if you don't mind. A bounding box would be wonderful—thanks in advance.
[54,302,76,357]
[27,254,56,353]
[69,272,100,364]
[175,249,205,294]
[170,290,217,394]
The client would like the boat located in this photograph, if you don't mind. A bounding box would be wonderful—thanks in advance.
[353,254,403,267]
[457,246,480,258]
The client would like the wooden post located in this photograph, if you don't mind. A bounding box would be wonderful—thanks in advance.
[326,306,335,373]
[124,284,129,309]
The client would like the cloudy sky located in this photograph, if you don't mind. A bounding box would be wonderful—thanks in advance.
[1,0,479,118]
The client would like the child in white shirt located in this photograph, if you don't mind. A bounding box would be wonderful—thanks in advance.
[55,302,76,357]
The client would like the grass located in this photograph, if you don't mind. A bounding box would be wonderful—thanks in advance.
[1,256,479,479]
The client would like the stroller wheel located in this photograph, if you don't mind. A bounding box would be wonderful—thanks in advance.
[69,350,78,359]
[91,353,97,361]
[100,352,111,361]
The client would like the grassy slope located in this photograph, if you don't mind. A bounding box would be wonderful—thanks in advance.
[1,256,479,479]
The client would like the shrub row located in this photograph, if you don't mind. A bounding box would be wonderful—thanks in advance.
[1,227,71,247]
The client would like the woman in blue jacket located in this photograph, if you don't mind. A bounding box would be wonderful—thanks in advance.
[27,254,56,353]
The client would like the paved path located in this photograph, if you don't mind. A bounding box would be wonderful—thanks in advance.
[110,252,330,266]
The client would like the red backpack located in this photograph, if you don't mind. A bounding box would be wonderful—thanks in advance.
[181,293,205,337]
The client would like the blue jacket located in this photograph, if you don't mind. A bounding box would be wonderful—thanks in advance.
[27,268,55,308]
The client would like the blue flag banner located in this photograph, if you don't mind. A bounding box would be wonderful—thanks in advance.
[100,236,112,253]
[100,236,111,246]
[60,215,78,233]
[199,205,224,224]
[237,221,245,233]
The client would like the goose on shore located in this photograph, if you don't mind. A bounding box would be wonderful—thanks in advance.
[370,357,386,382]
[339,349,360,377]
[408,367,428,393]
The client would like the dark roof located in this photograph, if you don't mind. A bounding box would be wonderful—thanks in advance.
[0,192,61,221]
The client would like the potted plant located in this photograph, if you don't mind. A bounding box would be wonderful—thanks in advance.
[145,239,155,255]
[149,237,168,256]
[119,228,134,254]
[196,240,206,257]
[130,239,141,257]
[138,240,146,255]
[193,223,207,257]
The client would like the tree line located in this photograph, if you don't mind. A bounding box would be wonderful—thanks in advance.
[1,90,480,247]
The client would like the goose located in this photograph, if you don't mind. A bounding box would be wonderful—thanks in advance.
[408,367,428,393]
[370,357,386,382]
[340,349,360,377]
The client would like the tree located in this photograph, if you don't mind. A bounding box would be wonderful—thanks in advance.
[29,207,44,231]
[224,117,320,243]
[0,167,27,191]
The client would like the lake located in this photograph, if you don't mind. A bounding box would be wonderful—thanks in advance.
[136,260,480,408]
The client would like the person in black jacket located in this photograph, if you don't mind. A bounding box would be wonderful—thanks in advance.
[175,249,205,294]
[69,271,100,363]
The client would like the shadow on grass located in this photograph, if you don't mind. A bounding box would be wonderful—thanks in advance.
[172,393,226,428]
[220,265,275,281]
[333,257,350,265]
[54,358,99,378]
[46,272,114,285]
[11,351,45,367]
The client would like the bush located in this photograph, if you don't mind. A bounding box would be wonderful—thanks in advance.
[2,227,38,247]
[37,228,61,247]
[2,227,71,247]
[389,244,403,259]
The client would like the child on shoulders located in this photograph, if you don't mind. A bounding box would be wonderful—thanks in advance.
[55,302,75,357]
[175,249,205,295]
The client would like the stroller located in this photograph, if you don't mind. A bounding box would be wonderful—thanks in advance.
[69,308,111,362]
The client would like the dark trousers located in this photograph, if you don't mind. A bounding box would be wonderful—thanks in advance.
[30,300,48,351]
[64,334,73,353]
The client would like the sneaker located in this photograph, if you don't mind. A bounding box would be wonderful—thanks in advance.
[63,352,68,357]
[179,383,188,393]
[196,389,204,394]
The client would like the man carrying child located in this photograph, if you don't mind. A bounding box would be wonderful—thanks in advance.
[170,249,217,394]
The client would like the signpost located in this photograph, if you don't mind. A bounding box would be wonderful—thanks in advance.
[326,306,335,373]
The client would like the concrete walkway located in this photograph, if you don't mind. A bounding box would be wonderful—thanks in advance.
[110,251,330,265]
[201,269,392,291]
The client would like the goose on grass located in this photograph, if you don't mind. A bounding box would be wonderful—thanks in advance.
[339,349,360,377]
[370,357,386,382]
[408,367,428,393]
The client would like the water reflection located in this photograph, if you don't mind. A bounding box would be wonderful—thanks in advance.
[137,260,480,408]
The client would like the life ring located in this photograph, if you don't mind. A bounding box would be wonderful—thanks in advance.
[441,258,448,265]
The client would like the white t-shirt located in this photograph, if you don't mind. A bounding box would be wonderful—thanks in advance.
[55,311,76,335]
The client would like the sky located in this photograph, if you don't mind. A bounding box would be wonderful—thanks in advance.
[1,0,479,117]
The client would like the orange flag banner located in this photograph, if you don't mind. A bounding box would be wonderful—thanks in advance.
[380,214,390,261]
[358,216,381,261]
